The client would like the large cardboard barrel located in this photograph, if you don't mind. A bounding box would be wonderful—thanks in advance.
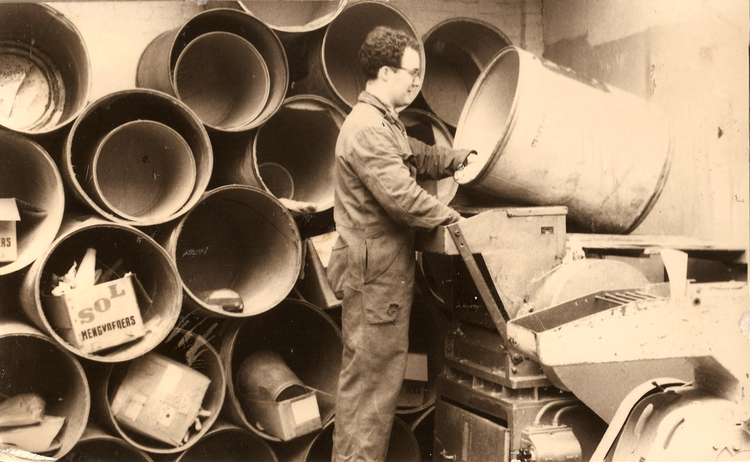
[63,89,212,227]
[275,417,420,462]
[454,46,673,234]
[19,216,182,362]
[287,1,423,111]
[220,298,341,442]
[0,129,65,275]
[216,95,346,212]
[238,0,347,39]
[160,185,302,318]
[137,8,288,132]
[172,31,270,132]
[88,120,196,224]
[421,18,511,128]
[88,328,225,454]
[169,421,277,462]
[0,320,90,459]
[0,3,90,136]
[59,424,154,462]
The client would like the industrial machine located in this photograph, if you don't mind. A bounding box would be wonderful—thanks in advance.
[418,206,749,462]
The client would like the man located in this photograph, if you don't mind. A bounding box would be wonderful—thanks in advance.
[328,26,478,461]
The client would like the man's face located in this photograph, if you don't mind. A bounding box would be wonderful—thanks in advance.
[392,47,421,108]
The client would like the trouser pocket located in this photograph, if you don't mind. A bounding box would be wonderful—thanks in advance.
[326,236,349,300]
[362,233,414,325]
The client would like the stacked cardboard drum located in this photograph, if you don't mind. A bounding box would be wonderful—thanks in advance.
[0,2,439,461]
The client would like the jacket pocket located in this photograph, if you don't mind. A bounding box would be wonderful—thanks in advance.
[326,238,349,300]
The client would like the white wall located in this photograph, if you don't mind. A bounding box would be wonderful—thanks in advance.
[543,0,746,46]
[384,0,543,55]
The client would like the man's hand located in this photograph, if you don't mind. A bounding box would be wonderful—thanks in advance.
[454,150,489,183]
[278,198,318,214]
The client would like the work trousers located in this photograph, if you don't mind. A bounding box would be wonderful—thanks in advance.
[331,291,411,461]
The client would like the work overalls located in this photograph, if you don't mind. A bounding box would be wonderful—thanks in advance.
[329,92,470,462]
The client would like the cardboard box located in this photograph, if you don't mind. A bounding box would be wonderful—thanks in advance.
[111,352,211,447]
[0,198,20,262]
[309,231,336,268]
[244,388,322,441]
[398,353,428,408]
[0,415,65,454]
[297,232,342,310]
[44,274,146,354]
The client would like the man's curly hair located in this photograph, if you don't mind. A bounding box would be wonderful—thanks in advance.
[359,26,420,81]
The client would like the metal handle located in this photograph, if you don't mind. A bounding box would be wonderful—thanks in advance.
[447,222,511,344]
[439,450,457,460]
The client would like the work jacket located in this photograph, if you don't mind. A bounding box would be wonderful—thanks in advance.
[328,91,470,321]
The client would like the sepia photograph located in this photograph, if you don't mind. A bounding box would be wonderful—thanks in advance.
[0,0,747,461]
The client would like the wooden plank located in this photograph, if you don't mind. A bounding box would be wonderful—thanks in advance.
[568,233,748,264]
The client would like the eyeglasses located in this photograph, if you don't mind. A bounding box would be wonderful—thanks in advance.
[392,66,420,79]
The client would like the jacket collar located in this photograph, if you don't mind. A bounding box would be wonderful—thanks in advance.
[358,91,406,133]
